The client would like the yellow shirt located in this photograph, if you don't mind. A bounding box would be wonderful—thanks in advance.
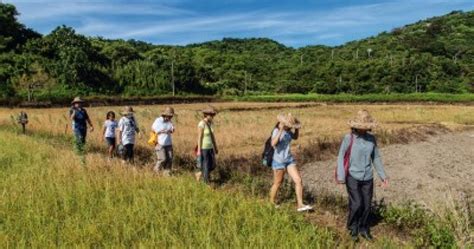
[198,120,214,149]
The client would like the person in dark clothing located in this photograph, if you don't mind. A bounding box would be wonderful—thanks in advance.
[337,110,389,242]
[69,97,94,162]
[18,111,28,134]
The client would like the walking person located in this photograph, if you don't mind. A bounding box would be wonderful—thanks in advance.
[69,97,94,163]
[102,111,117,160]
[195,106,218,184]
[152,107,175,176]
[269,113,313,212]
[118,106,140,164]
[336,110,389,242]
[17,111,28,134]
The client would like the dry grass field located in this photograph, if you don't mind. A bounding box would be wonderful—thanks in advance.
[1,102,473,248]
[1,102,473,160]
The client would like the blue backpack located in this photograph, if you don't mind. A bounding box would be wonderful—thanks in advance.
[261,135,275,168]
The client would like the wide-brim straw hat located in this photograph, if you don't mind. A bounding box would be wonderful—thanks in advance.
[202,105,218,115]
[121,106,135,116]
[161,107,175,117]
[71,97,85,104]
[348,110,378,130]
[277,113,301,129]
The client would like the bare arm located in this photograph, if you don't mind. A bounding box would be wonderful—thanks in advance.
[70,109,75,121]
[87,117,94,131]
[101,125,106,139]
[117,120,123,144]
[118,130,123,144]
[292,128,299,140]
[271,127,283,147]
[197,126,204,152]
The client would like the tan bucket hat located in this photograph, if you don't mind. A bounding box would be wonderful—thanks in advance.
[71,97,85,104]
[348,110,378,130]
[121,106,135,116]
[202,105,218,115]
[277,113,301,129]
[161,106,175,117]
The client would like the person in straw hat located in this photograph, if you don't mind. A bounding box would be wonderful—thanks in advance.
[195,105,218,183]
[69,97,94,161]
[151,106,176,176]
[270,113,313,212]
[337,110,389,242]
[117,106,140,164]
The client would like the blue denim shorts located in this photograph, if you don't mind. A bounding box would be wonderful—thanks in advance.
[105,137,116,146]
[271,160,296,170]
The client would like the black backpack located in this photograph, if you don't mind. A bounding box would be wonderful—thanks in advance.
[262,136,275,167]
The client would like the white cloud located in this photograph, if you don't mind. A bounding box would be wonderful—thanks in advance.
[7,0,195,21]
[6,0,474,46]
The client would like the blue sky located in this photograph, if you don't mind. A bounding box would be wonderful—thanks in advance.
[6,0,474,47]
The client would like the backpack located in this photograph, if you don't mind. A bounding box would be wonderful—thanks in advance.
[129,116,139,133]
[334,134,354,182]
[262,134,275,167]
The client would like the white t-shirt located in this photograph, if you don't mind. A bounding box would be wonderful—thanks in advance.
[151,117,174,146]
[103,120,117,138]
[118,116,139,145]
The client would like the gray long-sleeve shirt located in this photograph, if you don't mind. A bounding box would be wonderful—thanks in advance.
[337,133,387,182]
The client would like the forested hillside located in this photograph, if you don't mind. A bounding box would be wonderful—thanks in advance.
[0,3,473,100]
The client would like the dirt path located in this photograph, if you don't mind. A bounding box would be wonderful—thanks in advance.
[301,131,474,208]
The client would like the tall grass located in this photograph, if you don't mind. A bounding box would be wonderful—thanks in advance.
[0,130,336,248]
[1,103,473,162]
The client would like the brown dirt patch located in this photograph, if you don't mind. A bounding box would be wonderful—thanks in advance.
[301,131,474,208]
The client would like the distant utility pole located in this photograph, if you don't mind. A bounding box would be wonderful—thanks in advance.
[300,53,304,66]
[171,50,175,96]
[244,71,247,95]
[331,49,334,60]
[415,74,419,93]
[244,71,251,95]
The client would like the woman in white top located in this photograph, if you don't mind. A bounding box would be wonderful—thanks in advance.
[118,106,140,164]
[102,111,117,159]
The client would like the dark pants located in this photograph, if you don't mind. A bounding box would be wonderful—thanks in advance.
[21,123,26,134]
[200,149,216,184]
[123,144,134,162]
[73,128,87,155]
[346,175,374,233]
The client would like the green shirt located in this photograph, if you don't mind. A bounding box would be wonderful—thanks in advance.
[337,133,387,182]
[198,120,214,150]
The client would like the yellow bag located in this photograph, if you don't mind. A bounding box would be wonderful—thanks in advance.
[147,131,158,146]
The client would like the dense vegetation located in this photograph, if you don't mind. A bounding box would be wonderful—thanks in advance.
[0,3,473,101]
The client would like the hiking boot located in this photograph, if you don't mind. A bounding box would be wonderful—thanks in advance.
[360,231,373,241]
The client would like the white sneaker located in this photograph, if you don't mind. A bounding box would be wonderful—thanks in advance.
[297,205,314,212]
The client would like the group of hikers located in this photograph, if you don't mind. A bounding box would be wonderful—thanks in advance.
[30,96,389,242]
